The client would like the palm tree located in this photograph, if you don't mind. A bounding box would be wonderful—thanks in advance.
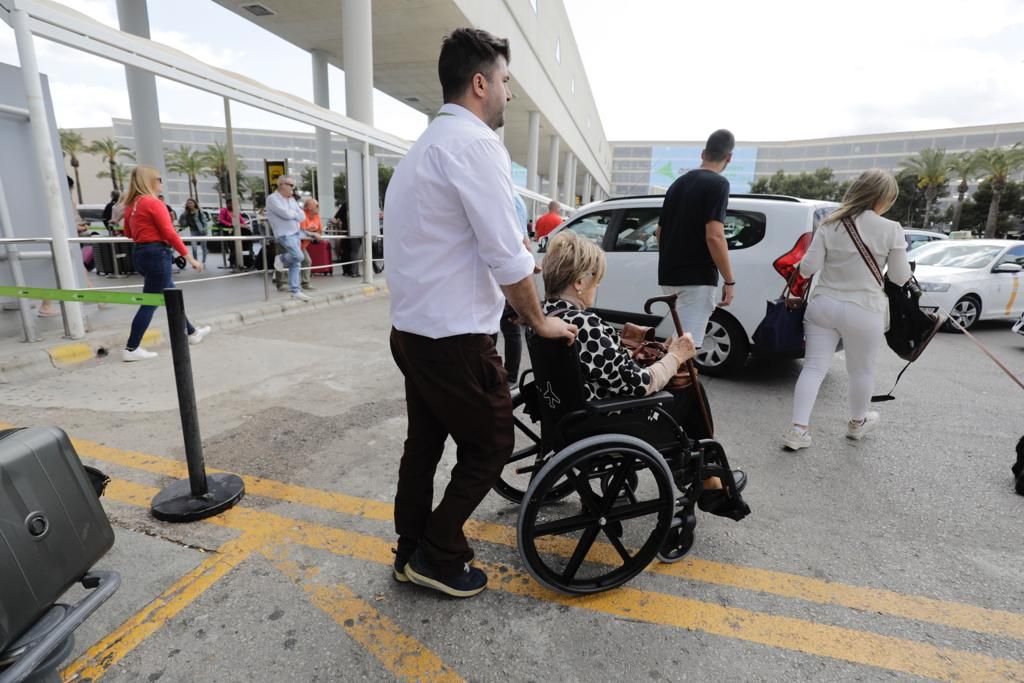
[899,148,949,228]
[242,176,266,209]
[87,137,133,192]
[165,145,204,200]
[59,129,86,204]
[97,162,132,191]
[974,144,1024,238]
[947,151,979,232]
[200,141,247,207]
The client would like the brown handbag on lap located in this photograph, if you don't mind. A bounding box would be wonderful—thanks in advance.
[619,323,694,390]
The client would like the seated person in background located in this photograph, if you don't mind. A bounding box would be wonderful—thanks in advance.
[540,231,744,516]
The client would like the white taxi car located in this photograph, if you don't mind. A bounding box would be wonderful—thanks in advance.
[910,239,1024,329]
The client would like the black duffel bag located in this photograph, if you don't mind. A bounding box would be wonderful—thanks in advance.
[882,275,944,362]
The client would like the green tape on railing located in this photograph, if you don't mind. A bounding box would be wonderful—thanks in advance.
[0,286,165,306]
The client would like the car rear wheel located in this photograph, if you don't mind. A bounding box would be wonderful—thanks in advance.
[694,310,749,376]
[945,295,981,331]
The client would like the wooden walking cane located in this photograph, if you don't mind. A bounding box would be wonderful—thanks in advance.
[644,293,715,437]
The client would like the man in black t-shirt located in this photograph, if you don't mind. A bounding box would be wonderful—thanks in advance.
[656,129,736,348]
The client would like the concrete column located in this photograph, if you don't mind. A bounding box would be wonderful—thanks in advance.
[526,111,540,192]
[311,50,334,220]
[568,156,578,206]
[10,4,85,338]
[342,0,374,125]
[582,172,592,204]
[562,151,574,206]
[547,135,560,203]
[116,0,164,175]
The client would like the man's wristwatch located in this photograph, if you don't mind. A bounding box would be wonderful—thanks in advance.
[724,281,736,286]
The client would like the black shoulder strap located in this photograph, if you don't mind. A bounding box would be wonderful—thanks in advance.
[840,216,884,288]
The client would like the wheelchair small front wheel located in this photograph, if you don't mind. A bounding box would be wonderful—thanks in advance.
[517,436,675,595]
[657,520,695,564]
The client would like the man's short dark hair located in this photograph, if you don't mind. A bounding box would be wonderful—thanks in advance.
[438,28,511,103]
[704,129,735,162]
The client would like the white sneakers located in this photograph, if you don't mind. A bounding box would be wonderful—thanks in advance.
[122,347,158,362]
[783,411,881,449]
[123,325,210,361]
[782,427,812,451]
[846,411,880,440]
[291,291,312,302]
[188,325,212,345]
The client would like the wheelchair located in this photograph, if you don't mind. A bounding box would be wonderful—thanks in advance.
[494,332,749,595]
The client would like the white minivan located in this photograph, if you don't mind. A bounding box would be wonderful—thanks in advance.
[538,194,838,375]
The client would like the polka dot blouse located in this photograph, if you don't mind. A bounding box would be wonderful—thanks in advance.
[542,298,652,401]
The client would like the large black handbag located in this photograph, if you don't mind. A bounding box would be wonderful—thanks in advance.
[752,273,809,356]
[840,217,943,362]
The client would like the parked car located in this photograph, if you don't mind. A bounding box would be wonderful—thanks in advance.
[904,228,947,251]
[1012,311,1024,336]
[538,194,838,375]
[909,239,1024,329]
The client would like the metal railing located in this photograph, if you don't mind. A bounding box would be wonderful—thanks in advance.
[0,234,384,343]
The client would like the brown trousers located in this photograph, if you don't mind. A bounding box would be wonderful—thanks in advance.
[389,328,514,574]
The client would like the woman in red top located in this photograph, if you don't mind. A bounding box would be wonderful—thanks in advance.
[122,165,210,362]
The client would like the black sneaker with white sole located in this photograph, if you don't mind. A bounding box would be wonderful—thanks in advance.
[392,543,417,583]
[403,548,487,598]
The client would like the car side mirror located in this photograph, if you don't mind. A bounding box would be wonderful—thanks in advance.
[993,262,1023,274]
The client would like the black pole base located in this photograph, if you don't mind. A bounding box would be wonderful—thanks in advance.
[150,473,245,523]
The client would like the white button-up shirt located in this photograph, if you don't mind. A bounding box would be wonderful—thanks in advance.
[265,190,303,237]
[384,103,536,338]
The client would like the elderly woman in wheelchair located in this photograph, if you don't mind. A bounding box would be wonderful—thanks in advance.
[498,231,749,595]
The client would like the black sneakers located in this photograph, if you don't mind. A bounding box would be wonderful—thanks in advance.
[392,542,417,583]
[403,548,487,598]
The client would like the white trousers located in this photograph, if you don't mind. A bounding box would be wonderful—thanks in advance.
[791,295,884,426]
[660,285,717,347]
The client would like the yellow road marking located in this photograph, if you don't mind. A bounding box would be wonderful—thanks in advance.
[260,545,465,683]
[102,478,1024,682]
[62,531,267,682]
[66,434,1024,643]
[1006,274,1020,315]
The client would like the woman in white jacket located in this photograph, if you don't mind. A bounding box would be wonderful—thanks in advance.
[784,169,913,450]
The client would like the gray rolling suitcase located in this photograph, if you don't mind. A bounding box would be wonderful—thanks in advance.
[0,427,115,653]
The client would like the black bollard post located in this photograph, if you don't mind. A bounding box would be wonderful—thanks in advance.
[150,288,245,522]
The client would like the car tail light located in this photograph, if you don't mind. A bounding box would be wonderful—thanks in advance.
[773,232,812,297]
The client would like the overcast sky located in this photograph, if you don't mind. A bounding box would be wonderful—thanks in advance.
[1,0,1022,143]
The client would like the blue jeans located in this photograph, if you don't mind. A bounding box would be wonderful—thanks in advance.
[189,229,208,263]
[126,243,195,350]
[276,233,303,293]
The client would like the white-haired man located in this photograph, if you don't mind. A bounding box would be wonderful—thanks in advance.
[266,175,309,301]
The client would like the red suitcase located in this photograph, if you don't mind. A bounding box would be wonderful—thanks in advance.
[307,240,333,275]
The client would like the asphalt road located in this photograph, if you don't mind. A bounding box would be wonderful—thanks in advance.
[2,296,1022,682]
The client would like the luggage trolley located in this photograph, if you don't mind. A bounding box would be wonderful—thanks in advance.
[492,295,750,595]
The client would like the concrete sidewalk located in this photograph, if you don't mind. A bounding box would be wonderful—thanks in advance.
[0,268,387,383]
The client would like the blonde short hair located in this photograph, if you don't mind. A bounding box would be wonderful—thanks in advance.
[824,169,899,226]
[121,165,160,206]
[542,231,606,299]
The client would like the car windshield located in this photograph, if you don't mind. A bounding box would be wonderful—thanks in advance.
[908,242,1003,269]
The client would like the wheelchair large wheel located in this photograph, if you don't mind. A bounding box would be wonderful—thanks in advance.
[517,434,676,594]
[492,387,574,504]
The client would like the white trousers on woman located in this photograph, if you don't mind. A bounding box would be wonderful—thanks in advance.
[791,294,884,426]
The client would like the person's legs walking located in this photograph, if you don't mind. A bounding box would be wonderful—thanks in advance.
[390,331,513,595]
[790,296,842,431]
[835,300,884,435]
[662,285,717,347]
[125,245,169,355]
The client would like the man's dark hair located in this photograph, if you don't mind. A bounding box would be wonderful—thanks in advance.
[704,129,735,162]
[438,28,510,103]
